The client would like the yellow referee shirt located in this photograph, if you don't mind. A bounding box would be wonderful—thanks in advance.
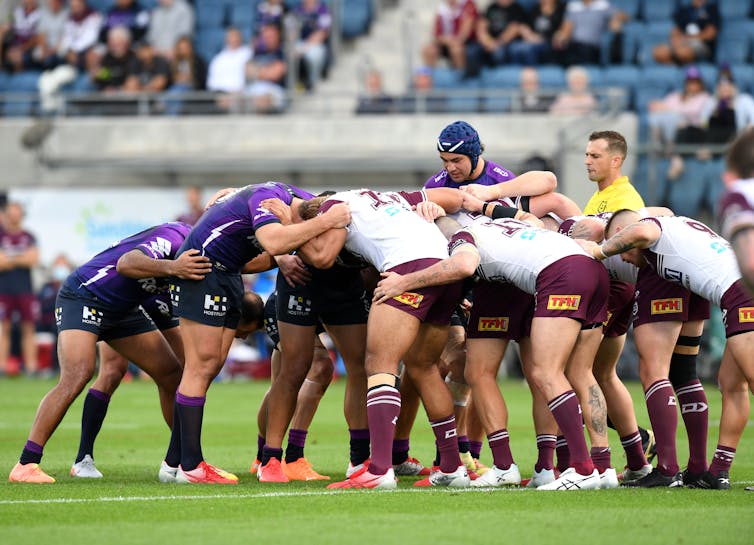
[583,176,645,214]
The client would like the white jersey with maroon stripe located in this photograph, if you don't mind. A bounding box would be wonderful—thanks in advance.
[322,189,449,272]
[718,178,754,241]
[458,218,591,294]
[603,254,638,283]
[449,197,519,227]
[642,216,740,305]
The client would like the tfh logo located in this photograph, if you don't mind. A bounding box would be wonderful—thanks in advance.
[478,317,509,331]
[650,298,683,315]
[547,295,581,310]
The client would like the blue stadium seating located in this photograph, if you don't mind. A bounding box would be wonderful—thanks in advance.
[640,0,677,21]
[536,65,565,89]
[479,66,521,89]
[718,0,752,21]
[636,21,674,65]
[431,67,464,89]
[341,0,372,39]
[619,21,645,64]
[446,79,481,113]
[612,0,641,19]
[87,0,113,12]
[194,27,228,63]
[603,64,640,109]
[730,64,754,94]
[0,72,8,93]
[229,0,256,33]
[195,1,226,29]
[634,154,671,205]
[2,71,40,117]
[641,64,680,90]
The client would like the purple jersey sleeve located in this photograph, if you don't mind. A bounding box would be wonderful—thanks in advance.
[135,222,191,260]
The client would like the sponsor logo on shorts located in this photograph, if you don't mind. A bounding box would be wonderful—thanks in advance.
[603,310,613,326]
[546,295,581,311]
[477,316,509,332]
[204,294,227,317]
[738,307,754,322]
[54,307,62,326]
[650,298,683,314]
[170,284,180,307]
[394,292,424,308]
[287,295,312,316]
[82,306,102,326]
[155,299,172,317]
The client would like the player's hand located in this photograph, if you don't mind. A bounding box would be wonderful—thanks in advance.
[460,183,497,201]
[204,187,235,209]
[0,251,11,271]
[575,239,604,260]
[275,254,311,287]
[460,297,472,313]
[171,249,213,280]
[260,198,293,225]
[461,191,485,213]
[518,212,544,228]
[372,271,407,304]
[322,202,351,229]
[413,201,446,222]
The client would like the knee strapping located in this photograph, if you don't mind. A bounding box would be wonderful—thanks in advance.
[367,373,400,391]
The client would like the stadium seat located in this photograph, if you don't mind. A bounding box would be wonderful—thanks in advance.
[582,65,604,87]
[536,65,565,89]
[694,63,719,88]
[431,67,464,89]
[481,92,512,113]
[716,20,754,65]
[612,0,641,19]
[2,71,40,117]
[730,64,754,94]
[603,65,640,109]
[194,28,227,63]
[635,85,669,113]
[666,157,714,218]
[640,0,677,21]
[718,0,752,21]
[446,80,481,113]
[341,0,372,39]
[229,0,255,33]
[640,64,679,90]
[195,1,226,29]
[479,66,521,89]
[636,21,674,66]
[634,154,670,206]
[0,71,8,93]
[87,0,113,12]
[618,21,645,64]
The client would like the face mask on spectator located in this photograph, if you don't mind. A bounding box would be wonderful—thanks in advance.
[52,265,71,282]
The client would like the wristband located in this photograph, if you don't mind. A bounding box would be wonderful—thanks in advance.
[596,245,608,259]
[482,202,491,216]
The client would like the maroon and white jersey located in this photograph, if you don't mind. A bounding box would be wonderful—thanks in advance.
[450,218,591,294]
[319,189,449,271]
[640,216,740,306]
[450,196,519,227]
[718,178,754,241]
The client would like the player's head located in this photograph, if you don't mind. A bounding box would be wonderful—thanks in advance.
[570,216,606,242]
[586,130,627,183]
[724,127,754,182]
[235,291,265,339]
[604,208,640,239]
[437,120,484,181]
[298,195,330,220]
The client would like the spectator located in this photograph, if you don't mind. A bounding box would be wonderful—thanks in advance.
[0,0,41,73]
[293,0,331,91]
[36,252,74,374]
[548,65,596,115]
[516,66,554,112]
[256,0,288,32]
[92,25,139,92]
[0,202,39,377]
[175,186,204,224]
[422,0,478,75]
[552,0,627,66]
[355,68,394,114]
[122,39,170,111]
[473,0,528,68]
[33,0,67,69]
[701,70,754,147]
[37,0,101,113]
[206,26,251,94]
[99,0,150,46]
[245,22,288,113]
[146,0,194,61]
[521,0,566,64]
[163,35,206,115]
[653,0,719,66]
[398,65,447,113]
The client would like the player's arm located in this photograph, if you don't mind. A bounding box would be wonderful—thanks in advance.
[528,192,582,220]
[296,228,348,270]
[423,187,464,213]
[584,220,661,260]
[242,252,277,274]
[254,203,350,256]
[731,227,754,295]
[373,243,480,304]
[116,248,212,280]
[461,171,557,201]
[11,244,39,269]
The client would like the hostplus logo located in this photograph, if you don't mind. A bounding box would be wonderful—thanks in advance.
[82,306,103,326]
[204,294,228,317]
[287,295,312,316]
[170,284,180,307]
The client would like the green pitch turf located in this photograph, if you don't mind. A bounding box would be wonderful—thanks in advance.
[1,377,752,545]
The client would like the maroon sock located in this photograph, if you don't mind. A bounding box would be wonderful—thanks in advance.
[487,429,514,470]
[709,445,736,476]
[535,434,556,472]
[548,391,593,475]
[555,435,570,473]
[590,446,611,473]
[675,380,709,473]
[366,386,401,476]
[645,379,679,476]
[620,431,648,471]
[430,415,462,473]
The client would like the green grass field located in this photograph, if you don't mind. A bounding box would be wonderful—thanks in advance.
[1,377,753,545]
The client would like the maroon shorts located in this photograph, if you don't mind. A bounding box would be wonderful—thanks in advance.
[384,258,463,326]
[604,280,635,338]
[534,255,609,327]
[632,267,711,327]
[467,280,534,341]
[720,280,754,338]
[0,293,40,323]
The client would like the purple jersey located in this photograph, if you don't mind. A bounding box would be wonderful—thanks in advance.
[182,182,315,273]
[423,160,516,189]
[73,222,191,307]
[0,229,36,295]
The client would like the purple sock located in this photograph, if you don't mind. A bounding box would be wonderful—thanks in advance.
[556,435,570,473]
[535,434,556,472]
[366,386,401,476]
[262,446,283,464]
[709,445,736,476]
[430,415,462,473]
[676,380,709,473]
[75,388,111,463]
[620,431,648,471]
[392,438,410,465]
[487,429,514,470]
[256,434,265,461]
[645,379,679,476]
[469,440,483,460]
[349,428,370,466]
[285,428,307,463]
[19,440,43,465]
[457,434,470,454]
[549,391,593,475]
[590,446,612,472]
[176,392,206,471]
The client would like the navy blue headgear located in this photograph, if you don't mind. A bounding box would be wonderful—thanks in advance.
[437,120,482,172]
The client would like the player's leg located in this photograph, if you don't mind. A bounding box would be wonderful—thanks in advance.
[9,328,98,483]
[20,320,38,375]
[392,368,426,475]
[441,323,473,473]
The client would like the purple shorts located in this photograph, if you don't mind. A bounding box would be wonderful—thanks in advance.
[604,280,635,338]
[633,267,710,327]
[384,258,463,326]
[720,280,754,338]
[534,255,609,327]
[0,293,40,323]
[467,280,534,341]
